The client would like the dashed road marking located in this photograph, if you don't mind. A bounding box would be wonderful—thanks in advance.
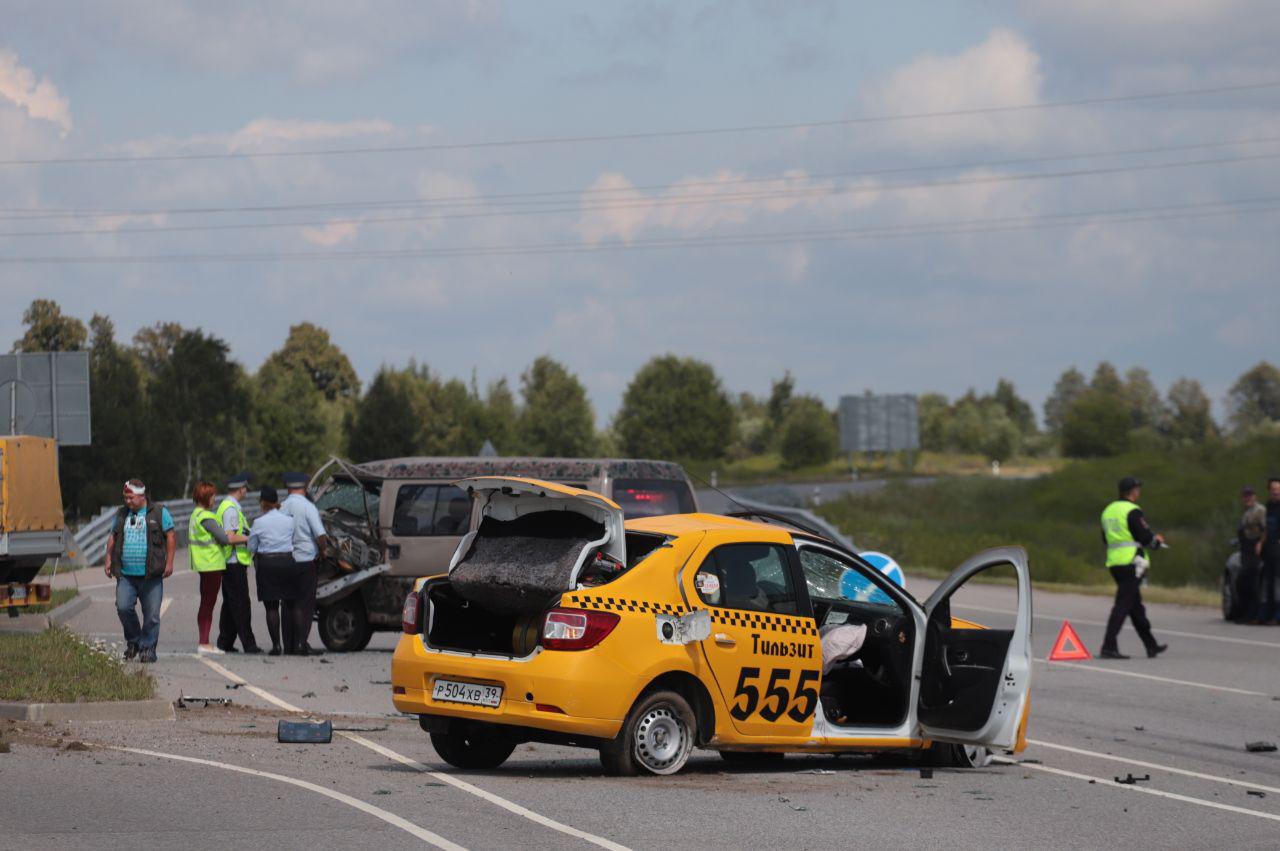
[958,603,1280,649]
[994,755,1280,823]
[1030,738,1280,796]
[196,657,631,851]
[1034,657,1270,697]
[159,597,172,618]
[111,745,465,849]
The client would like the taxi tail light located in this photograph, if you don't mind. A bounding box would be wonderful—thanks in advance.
[540,608,619,650]
[401,589,422,634]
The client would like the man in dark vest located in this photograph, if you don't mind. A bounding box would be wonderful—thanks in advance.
[103,479,176,663]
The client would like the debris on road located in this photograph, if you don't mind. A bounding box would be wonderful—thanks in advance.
[1114,774,1150,785]
[919,769,934,780]
[1245,741,1277,753]
[1133,726,1144,731]
[301,691,316,698]
[277,719,332,744]
[177,696,232,709]
[369,679,391,685]
[801,768,835,775]
[373,789,392,795]
[334,684,349,693]
[1247,790,1266,798]
[64,740,89,751]
[332,724,387,733]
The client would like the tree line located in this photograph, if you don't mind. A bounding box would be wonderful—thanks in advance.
[13,299,1280,516]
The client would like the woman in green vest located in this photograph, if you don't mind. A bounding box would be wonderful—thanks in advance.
[190,481,233,654]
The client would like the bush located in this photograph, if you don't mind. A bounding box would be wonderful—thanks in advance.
[1061,390,1131,457]
[778,397,837,469]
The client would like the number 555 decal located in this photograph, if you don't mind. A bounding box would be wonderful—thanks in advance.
[729,667,820,722]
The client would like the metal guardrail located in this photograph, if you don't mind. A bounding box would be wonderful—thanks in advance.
[73,497,263,565]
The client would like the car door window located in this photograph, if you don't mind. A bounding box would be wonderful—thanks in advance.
[694,543,797,615]
[799,549,897,610]
[392,485,438,536]
[430,485,471,536]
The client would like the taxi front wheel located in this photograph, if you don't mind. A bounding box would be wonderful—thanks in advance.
[600,690,696,777]
[430,729,517,770]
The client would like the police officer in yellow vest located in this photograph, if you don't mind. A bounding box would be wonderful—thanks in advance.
[1100,476,1169,659]
[215,474,263,653]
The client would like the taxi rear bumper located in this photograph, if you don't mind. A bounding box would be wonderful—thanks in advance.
[391,634,639,741]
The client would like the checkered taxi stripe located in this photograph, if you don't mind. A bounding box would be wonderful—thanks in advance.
[564,595,818,636]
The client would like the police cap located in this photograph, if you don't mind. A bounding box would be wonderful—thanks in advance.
[283,471,309,489]
[226,472,252,490]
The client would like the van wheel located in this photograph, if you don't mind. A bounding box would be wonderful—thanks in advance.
[318,597,370,653]
[430,729,517,770]
[600,690,695,777]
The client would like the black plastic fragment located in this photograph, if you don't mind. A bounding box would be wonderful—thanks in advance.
[1246,741,1277,753]
[1114,773,1150,785]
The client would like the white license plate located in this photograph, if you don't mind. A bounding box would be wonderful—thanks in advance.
[10,586,27,601]
[432,679,503,708]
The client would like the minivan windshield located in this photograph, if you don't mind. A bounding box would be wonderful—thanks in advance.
[315,476,380,520]
[612,478,696,518]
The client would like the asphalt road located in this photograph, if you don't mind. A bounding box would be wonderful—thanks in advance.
[7,558,1280,849]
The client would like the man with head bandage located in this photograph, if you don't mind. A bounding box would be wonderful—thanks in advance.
[104,479,176,663]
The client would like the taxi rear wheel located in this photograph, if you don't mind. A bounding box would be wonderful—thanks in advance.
[430,729,517,770]
[600,690,695,777]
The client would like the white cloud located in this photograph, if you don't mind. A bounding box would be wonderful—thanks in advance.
[300,221,360,247]
[858,28,1044,149]
[228,118,394,151]
[0,48,71,135]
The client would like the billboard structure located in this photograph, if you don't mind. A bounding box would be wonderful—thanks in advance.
[0,352,92,445]
[837,393,919,453]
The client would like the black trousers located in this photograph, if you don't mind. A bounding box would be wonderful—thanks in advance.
[295,560,318,650]
[1260,546,1279,622]
[1102,563,1158,653]
[1237,538,1261,622]
[217,562,258,650]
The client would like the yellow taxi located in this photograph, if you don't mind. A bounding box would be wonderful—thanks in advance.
[391,477,1031,776]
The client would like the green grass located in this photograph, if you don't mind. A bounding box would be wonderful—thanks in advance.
[817,434,1280,591]
[22,587,78,615]
[0,628,154,703]
[686,451,1065,487]
[38,560,85,576]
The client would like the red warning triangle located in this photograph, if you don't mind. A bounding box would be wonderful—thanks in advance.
[1049,620,1092,661]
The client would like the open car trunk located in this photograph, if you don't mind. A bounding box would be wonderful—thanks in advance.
[426,477,626,656]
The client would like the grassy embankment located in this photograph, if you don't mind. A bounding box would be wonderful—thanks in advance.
[23,587,78,614]
[0,627,153,703]
[686,451,1064,487]
[817,435,1280,604]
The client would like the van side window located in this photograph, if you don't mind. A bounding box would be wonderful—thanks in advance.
[392,485,472,537]
[694,543,797,615]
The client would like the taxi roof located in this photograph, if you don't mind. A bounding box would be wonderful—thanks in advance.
[625,512,797,542]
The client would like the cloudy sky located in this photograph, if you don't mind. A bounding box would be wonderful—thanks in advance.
[2,1,1278,424]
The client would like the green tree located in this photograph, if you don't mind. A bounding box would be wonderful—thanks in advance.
[778,396,837,469]
[132,321,185,379]
[764,372,795,443]
[1122,367,1167,430]
[516,356,595,457]
[917,392,951,451]
[614,355,734,460]
[1090,361,1124,396]
[1043,367,1087,434]
[59,315,145,515]
[1060,390,1131,457]
[1226,361,1280,434]
[274,322,360,401]
[992,378,1036,436]
[479,377,518,453]
[143,330,250,496]
[251,360,330,485]
[1163,378,1218,444]
[345,366,423,462]
[730,391,770,458]
[943,395,1022,461]
[422,375,488,455]
[12,299,87,352]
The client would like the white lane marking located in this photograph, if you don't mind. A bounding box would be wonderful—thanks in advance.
[159,597,172,618]
[1034,657,1270,697]
[347,733,630,851]
[958,603,1280,649]
[1030,738,1280,796]
[994,756,1280,823]
[112,745,464,849]
[198,657,303,712]
[196,658,631,851]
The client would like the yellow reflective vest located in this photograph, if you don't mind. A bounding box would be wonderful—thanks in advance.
[189,506,227,573]
[1101,499,1141,567]
[215,497,251,566]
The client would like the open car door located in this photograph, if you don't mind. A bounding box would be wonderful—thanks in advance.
[917,546,1032,750]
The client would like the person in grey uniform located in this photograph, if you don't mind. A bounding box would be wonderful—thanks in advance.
[248,486,300,655]
[280,472,329,656]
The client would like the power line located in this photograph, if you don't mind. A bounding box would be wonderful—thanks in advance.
[1,149,1276,238]
[2,196,1273,263]
[4,79,1279,168]
[4,132,1280,222]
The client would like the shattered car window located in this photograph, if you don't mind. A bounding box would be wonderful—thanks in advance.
[800,549,896,609]
[316,477,380,520]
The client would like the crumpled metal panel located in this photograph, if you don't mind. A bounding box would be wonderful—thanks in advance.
[353,457,687,483]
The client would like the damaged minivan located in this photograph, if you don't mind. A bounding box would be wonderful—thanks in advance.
[392,477,1032,776]
[309,457,697,652]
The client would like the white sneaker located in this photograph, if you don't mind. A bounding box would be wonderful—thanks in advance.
[196,644,225,655]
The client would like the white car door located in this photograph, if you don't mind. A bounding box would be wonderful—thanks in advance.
[917,546,1032,750]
